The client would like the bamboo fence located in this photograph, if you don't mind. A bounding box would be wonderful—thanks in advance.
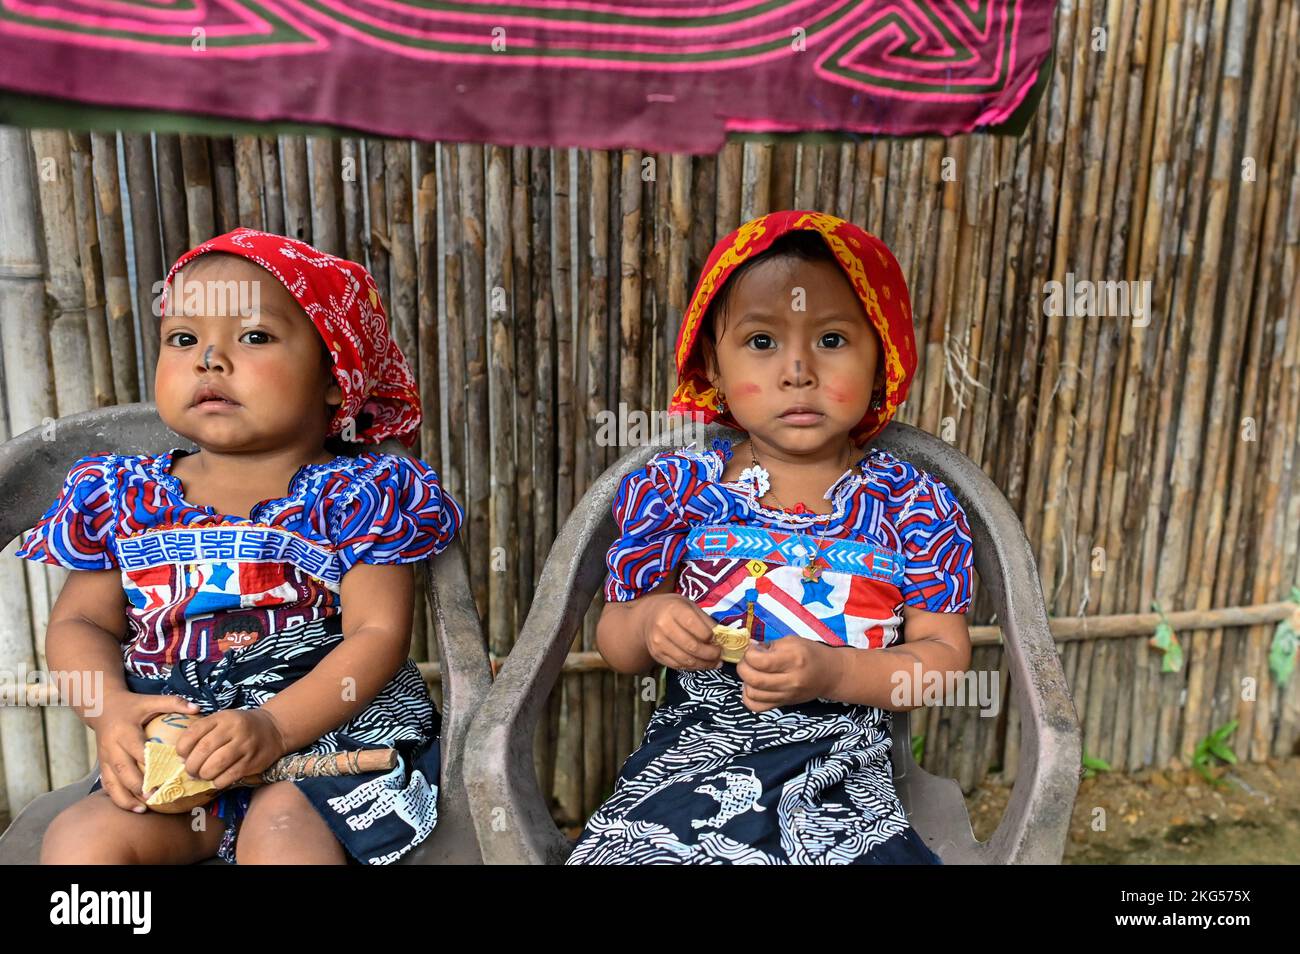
[1,0,1299,830]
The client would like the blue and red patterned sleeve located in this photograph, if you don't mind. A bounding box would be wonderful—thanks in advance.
[331,455,464,573]
[15,455,118,570]
[896,472,974,614]
[603,456,692,603]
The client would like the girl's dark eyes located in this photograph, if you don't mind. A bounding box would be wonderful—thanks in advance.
[744,332,847,350]
[164,330,274,346]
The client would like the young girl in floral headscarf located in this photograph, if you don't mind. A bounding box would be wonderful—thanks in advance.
[19,228,462,865]
[568,210,974,864]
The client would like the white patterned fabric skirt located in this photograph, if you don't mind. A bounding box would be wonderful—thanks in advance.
[566,664,940,865]
[90,616,440,865]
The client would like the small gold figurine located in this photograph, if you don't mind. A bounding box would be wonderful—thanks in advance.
[711,623,752,663]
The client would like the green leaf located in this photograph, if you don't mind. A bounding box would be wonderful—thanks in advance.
[1082,753,1111,773]
[1209,742,1237,764]
[1269,618,1297,684]
[1152,621,1174,650]
[911,733,926,764]
[1161,638,1184,672]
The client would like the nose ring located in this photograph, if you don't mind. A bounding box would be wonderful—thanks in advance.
[203,345,213,370]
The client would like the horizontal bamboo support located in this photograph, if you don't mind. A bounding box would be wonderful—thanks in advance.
[3,600,1294,707]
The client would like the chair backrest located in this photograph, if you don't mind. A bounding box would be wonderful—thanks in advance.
[465,421,1080,864]
[0,402,490,864]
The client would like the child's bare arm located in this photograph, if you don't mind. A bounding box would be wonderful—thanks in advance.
[47,570,200,810]
[176,562,416,788]
[596,565,721,676]
[738,605,971,713]
[45,569,132,719]
[252,562,415,749]
[825,605,971,710]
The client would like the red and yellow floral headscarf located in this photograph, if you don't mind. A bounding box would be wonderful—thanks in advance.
[669,210,917,446]
[162,227,421,447]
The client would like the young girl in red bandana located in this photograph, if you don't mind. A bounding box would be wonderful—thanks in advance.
[18,228,462,865]
[569,210,974,864]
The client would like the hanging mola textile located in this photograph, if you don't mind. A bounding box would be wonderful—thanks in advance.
[0,1,1055,150]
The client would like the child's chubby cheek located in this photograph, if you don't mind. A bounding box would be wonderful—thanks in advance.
[821,379,868,407]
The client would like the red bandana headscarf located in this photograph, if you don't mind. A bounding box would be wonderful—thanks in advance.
[162,227,420,447]
[668,210,918,447]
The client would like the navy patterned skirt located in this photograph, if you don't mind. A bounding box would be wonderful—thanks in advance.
[89,615,441,865]
[567,664,941,865]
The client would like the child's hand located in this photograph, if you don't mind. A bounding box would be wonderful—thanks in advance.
[89,692,201,812]
[737,637,836,712]
[175,709,289,789]
[635,593,723,671]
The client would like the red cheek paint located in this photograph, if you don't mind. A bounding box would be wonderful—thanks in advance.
[823,383,857,404]
[735,382,762,396]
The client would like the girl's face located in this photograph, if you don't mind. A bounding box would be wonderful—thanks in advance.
[155,254,343,454]
[705,255,880,454]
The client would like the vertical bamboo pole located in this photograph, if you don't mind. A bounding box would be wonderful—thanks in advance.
[259,136,285,237]
[552,148,585,827]
[30,131,94,418]
[340,139,365,264]
[155,135,189,268]
[310,137,343,256]
[414,142,441,469]
[530,147,557,796]
[439,144,468,514]
[512,147,536,616]
[233,136,267,231]
[385,142,419,405]
[581,150,611,817]
[485,144,517,658]
[122,133,164,386]
[179,135,216,245]
[280,136,311,245]
[89,132,140,405]
[67,132,115,408]
[771,141,797,212]
[739,142,771,222]
[548,147,576,820]
[210,137,238,234]
[459,144,490,630]
[364,141,391,331]
[714,141,742,239]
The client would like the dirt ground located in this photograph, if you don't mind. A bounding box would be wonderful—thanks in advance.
[967,756,1300,864]
[4,758,1297,863]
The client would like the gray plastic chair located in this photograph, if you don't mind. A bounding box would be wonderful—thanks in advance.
[0,403,490,865]
[464,421,1081,864]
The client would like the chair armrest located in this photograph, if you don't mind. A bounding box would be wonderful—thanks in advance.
[424,535,492,774]
[462,431,712,863]
[873,423,1080,864]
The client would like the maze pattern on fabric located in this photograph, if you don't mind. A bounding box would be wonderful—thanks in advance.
[0,1,1056,148]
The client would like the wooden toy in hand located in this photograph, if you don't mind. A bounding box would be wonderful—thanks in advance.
[140,713,399,813]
